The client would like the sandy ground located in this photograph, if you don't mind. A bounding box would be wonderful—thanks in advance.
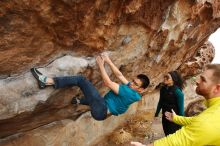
[150,117,165,141]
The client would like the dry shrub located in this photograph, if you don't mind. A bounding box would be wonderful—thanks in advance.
[126,111,154,137]
[109,128,132,145]
[108,111,154,145]
[185,98,207,117]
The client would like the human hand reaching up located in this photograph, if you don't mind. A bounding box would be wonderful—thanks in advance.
[96,56,104,67]
[101,54,112,64]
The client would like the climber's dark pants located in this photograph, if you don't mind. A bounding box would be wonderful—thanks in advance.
[53,76,107,121]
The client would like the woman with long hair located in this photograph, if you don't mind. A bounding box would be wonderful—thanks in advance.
[155,71,184,136]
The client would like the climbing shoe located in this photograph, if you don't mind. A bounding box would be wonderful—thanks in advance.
[30,68,47,89]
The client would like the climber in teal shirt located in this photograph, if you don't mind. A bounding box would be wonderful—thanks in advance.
[104,82,141,115]
[31,54,150,121]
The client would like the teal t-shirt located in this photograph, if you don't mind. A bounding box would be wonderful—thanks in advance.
[104,83,141,115]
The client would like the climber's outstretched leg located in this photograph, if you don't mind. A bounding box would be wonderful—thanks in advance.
[31,68,107,121]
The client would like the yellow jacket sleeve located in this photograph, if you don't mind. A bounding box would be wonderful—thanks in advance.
[173,115,194,126]
[154,103,220,146]
[153,121,206,146]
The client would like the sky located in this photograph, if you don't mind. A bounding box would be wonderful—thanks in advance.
[208,28,220,63]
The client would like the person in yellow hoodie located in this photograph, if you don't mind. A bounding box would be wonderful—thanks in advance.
[131,64,220,146]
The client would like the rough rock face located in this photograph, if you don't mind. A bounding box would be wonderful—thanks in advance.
[185,97,207,117]
[0,0,219,77]
[0,0,219,145]
[178,41,215,79]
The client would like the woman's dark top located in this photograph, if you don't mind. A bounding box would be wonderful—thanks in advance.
[155,85,184,117]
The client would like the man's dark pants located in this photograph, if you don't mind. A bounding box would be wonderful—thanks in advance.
[53,76,108,121]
